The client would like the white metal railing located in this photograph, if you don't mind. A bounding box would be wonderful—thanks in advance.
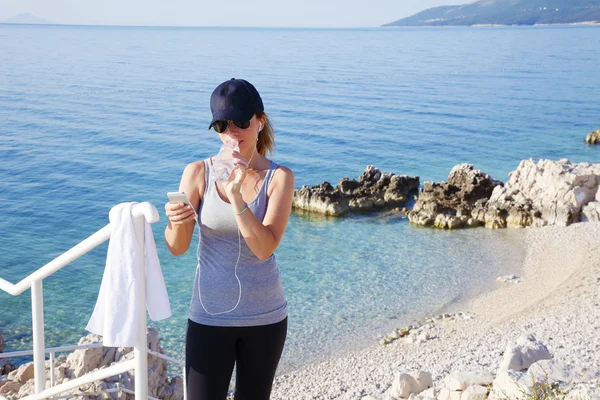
[0,202,185,399]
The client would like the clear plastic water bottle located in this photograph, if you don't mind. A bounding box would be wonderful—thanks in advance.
[212,140,240,183]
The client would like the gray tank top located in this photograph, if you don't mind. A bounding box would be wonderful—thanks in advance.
[188,158,288,327]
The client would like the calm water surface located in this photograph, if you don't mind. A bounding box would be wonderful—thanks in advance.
[0,24,599,372]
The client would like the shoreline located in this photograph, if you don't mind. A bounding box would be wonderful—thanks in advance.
[271,221,600,399]
[276,223,528,376]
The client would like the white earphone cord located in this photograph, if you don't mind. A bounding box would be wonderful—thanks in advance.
[197,136,258,315]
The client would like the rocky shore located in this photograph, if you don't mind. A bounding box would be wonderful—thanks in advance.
[292,159,600,227]
[408,159,600,229]
[292,166,419,216]
[406,164,502,229]
[270,221,600,399]
[0,328,183,399]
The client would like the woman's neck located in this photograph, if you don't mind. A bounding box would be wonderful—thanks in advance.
[244,146,258,169]
[246,149,269,171]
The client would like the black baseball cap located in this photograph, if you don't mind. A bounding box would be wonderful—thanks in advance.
[208,78,264,130]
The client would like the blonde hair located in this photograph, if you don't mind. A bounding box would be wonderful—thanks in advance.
[256,111,274,157]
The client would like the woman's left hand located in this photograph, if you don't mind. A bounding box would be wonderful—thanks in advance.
[223,150,249,199]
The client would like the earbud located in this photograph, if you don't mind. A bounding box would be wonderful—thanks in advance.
[258,123,262,131]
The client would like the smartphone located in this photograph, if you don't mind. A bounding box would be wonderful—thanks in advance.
[167,191,197,221]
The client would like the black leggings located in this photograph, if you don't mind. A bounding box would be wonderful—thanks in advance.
[185,318,287,400]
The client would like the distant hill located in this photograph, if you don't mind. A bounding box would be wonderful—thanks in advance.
[383,0,600,26]
[3,13,52,25]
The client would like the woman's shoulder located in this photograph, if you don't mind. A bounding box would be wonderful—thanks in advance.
[183,160,206,176]
[180,160,208,189]
[265,157,292,177]
[269,162,294,192]
[273,163,293,176]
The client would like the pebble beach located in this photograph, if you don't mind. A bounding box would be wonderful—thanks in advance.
[271,222,600,399]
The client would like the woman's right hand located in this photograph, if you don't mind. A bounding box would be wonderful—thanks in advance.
[165,202,196,225]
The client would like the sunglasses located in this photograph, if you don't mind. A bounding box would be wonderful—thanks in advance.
[211,120,251,133]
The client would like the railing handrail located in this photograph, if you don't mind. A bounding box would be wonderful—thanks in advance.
[0,343,103,359]
[0,202,159,297]
[20,359,137,400]
[0,201,183,400]
[0,343,185,367]
[0,225,111,296]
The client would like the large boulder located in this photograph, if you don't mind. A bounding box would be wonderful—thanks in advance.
[408,164,502,229]
[66,334,104,378]
[7,363,34,384]
[498,333,551,373]
[389,373,418,398]
[293,166,419,216]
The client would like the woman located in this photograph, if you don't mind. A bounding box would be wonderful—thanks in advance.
[164,78,294,400]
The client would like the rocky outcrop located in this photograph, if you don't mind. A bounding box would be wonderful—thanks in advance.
[409,159,600,229]
[482,159,600,228]
[293,166,419,216]
[0,327,183,400]
[584,128,600,144]
[407,164,502,229]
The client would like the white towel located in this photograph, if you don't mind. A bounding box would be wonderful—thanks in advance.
[86,202,171,347]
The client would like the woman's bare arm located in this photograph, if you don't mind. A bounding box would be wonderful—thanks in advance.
[228,166,295,261]
[164,161,205,256]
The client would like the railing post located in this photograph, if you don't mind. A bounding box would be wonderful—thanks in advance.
[132,213,149,399]
[31,279,46,393]
[49,351,56,387]
[183,366,187,400]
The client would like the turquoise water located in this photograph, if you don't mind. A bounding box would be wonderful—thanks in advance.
[1,24,599,371]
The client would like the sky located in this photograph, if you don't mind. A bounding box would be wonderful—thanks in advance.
[0,0,462,28]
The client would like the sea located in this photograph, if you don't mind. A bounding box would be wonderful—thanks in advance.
[1,24,599,374]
